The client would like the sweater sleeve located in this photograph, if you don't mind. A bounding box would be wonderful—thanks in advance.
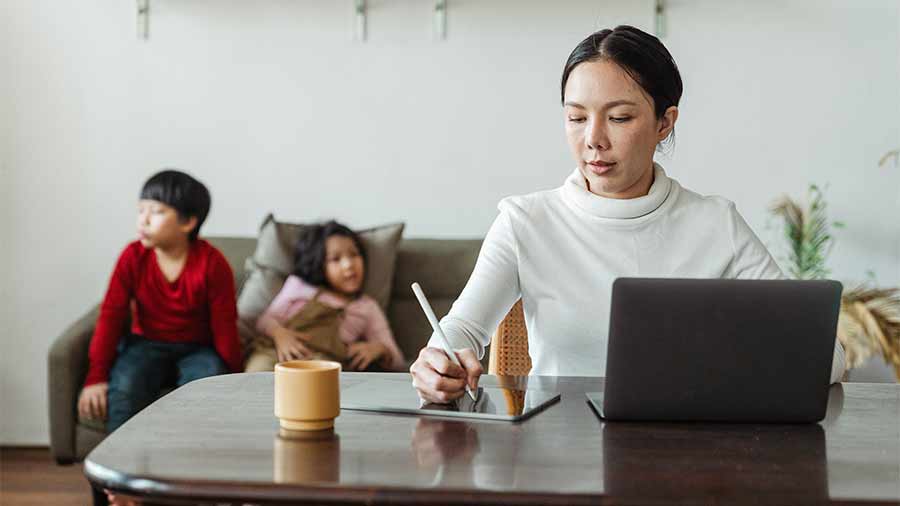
[84,245,137,386]
[207,249,242,373]
[359,297,405,371]
[726,202,846,384]
[426,202,521,359]
[255,275,314,336]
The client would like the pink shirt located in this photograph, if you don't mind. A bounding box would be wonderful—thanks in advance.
[256,275,405,370]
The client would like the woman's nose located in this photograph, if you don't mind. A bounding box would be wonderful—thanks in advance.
[585,118,609,151]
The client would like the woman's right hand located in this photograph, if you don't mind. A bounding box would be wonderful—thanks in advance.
[271,326,313,362]
[409,347,483,404]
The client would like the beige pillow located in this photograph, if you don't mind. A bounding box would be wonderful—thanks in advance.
[237,214,405,343]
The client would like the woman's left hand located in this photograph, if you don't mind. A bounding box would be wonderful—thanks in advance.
[347,341,387,371]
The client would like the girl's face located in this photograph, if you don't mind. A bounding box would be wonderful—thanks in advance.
[563,59,677,199]
[136,199,196,249]
[324,235,365,296]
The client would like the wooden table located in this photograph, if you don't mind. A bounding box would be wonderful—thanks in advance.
[84,373,900,505]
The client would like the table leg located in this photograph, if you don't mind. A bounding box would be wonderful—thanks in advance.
[91,484,110,506]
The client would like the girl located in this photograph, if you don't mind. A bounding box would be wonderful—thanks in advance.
[245,220,405,372]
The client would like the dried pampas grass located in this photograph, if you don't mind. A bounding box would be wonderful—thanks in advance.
[839,287,900,380]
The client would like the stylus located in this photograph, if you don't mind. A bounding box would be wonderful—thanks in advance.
[411,282,477,401]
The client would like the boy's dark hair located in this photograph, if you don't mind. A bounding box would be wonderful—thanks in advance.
[561,25,683,144]
[293,220,368,291]
[140,169,211,241]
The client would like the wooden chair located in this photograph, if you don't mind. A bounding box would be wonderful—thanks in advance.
[488,299,532,376]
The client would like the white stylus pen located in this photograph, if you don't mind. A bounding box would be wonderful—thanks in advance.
[411,282,477,401]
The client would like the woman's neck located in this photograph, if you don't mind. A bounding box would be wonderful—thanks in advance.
[563,163,673,220]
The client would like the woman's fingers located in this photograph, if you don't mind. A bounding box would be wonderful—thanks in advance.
[410,347,469,403]
[455,348,484,391]
[423,347,466,379]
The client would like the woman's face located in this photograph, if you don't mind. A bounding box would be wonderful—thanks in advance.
[324,235,365,296]
[563,59,677,199]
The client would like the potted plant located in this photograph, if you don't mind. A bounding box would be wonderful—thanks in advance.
[770,185,900,381]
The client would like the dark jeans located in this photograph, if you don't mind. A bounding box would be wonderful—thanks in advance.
[107,335,227,432]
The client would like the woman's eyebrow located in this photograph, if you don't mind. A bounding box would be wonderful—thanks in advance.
[564,99,637,109]
[603,99,637,108]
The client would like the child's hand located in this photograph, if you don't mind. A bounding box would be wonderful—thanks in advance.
[78,382,108,420]
[347,341,387,371]
[272,326,313,362]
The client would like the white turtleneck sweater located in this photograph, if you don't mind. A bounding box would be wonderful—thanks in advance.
[429,164,845,384]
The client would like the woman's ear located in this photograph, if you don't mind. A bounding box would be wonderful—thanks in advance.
[657,105,679,142]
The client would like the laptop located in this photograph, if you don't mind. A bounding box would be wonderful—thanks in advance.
[586,278,842,423]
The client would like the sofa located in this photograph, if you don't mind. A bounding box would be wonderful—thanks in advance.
[47,236,483,464]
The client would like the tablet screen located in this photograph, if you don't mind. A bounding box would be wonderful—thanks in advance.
[341,378,560,422]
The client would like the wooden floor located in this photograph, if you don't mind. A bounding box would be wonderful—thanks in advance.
[0,447,93,505]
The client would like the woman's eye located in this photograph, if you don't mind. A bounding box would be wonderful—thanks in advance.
[610,116,631,123]
[567,117,586,123]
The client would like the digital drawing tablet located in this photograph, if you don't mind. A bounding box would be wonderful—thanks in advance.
[341,378,560,422]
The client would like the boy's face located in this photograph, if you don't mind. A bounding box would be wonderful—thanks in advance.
[137,199,197,249]
[323,235,365,296]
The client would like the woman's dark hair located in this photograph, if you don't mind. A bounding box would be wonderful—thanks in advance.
[560,25,683,123]
[293,220,368,292]
[140,169,211,241]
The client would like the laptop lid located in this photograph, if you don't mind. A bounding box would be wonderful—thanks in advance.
[600,278,841,423]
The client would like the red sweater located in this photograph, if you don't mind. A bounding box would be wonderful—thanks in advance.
[84,239,242,386]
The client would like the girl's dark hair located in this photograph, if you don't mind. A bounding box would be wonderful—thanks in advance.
[140,169,211,241]
[293,220,368,292]
[560,25,683,122]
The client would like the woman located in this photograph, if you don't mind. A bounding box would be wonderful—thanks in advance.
[410,25,846,403]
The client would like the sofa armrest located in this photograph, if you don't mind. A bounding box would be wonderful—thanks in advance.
[47,304,99,464]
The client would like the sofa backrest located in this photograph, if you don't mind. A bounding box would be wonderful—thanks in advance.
[388,238,483,364]
[206,236,484,366]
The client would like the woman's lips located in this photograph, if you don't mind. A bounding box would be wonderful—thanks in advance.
[587,161,616,176]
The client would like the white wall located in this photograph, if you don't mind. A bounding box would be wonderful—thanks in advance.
[2,1,898,444]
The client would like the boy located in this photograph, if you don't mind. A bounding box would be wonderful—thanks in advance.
[78,169,242,432]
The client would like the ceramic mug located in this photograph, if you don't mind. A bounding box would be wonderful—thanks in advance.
[274,360,341,431]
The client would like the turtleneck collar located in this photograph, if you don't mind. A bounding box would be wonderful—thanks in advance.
[560,163,673,219]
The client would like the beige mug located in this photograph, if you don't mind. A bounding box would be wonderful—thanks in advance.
[274,360,341,431]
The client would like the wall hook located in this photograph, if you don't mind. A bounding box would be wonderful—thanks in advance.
[655,0,666,38]
[354,0,367,42]
[137,0,149,40]
[434,0,447,40]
